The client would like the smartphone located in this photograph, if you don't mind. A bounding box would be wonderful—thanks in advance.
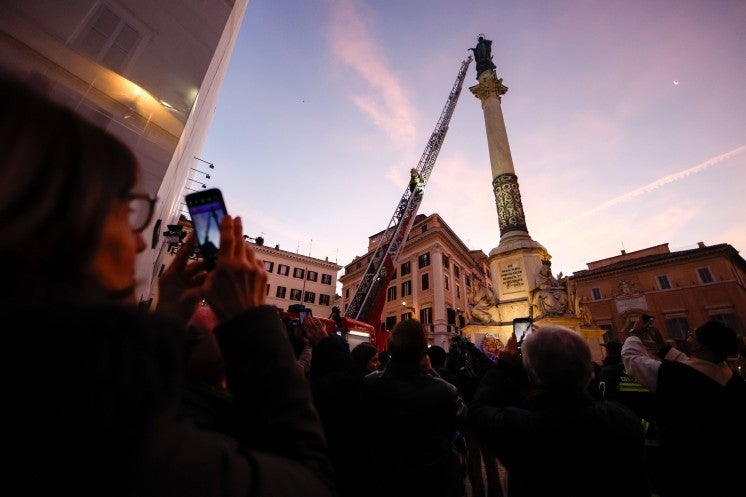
[513,317,533,342]
[298,308,312,325]
[185,188,227,270]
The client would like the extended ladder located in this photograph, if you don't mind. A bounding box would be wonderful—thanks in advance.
[345,56,473,330]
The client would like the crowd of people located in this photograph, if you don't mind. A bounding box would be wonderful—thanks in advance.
[3,70,745,497]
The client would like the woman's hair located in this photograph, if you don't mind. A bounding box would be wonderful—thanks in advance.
[0,73,139,287]
[351,342,378,366]
[521,325,593,391]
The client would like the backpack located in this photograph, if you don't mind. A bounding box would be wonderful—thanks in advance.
[446,340,494,402]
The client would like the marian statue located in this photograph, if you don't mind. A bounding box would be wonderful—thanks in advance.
[469,34,497,77]
[530,260,570,318]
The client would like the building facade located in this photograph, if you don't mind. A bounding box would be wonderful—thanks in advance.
[571,242,746,346]
[339,213,491,350]
[0,0,249,305]
[251,242,342,319]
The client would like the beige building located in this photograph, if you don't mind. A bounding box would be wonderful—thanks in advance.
[0,0,249,305]
[571,242,746,346]
[339,213,491,350]
[250,242,342,318]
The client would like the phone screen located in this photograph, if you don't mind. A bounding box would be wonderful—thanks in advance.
[513,318,532,341]
[186,188,227,269]
[298,309,312,325]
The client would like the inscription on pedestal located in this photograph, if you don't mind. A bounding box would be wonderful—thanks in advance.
[498,260,526,294]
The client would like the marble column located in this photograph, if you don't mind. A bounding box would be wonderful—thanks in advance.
[469,70,530,242]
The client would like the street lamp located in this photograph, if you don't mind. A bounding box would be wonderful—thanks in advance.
[401,301,416,319]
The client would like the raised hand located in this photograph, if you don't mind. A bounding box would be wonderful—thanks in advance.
[156,231,207,325]
[202,215,267,324]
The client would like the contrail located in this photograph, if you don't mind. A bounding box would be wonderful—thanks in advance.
[551,145,746,230]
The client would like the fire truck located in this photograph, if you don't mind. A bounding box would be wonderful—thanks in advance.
[342,56,473,351]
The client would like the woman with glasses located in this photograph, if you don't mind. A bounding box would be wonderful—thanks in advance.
[0,74,333,497]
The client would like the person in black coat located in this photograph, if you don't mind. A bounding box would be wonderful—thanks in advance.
[470,326,648,497]
[360,319,467,497]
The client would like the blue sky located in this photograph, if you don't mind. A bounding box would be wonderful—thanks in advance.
[200,0,746,283]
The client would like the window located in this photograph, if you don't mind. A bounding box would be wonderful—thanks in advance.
[456,285,460,298]
[454,265,460,279]
[387,286,397,302]
[465,275,471,288]
[444,275,449,290]
[697,267,714,284]
[307,271,318,282]
[264,261,274,273]
[266,284,270,296]
[391,269,397,280]
[657,275,671,290]
[421,224,428,233]
[401,280,412,297]
[293,268,305,279]
[321,274,332,285]
[666,317,689,340]
[385,316,397,330]
[345,288,350,298]
[447,308,456,325]
[73,5,143,72]
[418,253,430,268]
[276,286,287,299]
[419,307,432,324]
[401,311,412,321]
[401,261,411,276]
[442,255,450,269]
[421,273,430,291]
[356,261,362,269]
[591,288,602,300]
[278,264,290,276]
[290,289,302,301]
[319,294,331,306]
[303,291,316,304]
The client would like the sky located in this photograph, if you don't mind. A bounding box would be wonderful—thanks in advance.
[200,0,746,289]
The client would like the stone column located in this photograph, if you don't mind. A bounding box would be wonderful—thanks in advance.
[469,70,529,240]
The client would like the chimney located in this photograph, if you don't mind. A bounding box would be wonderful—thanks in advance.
[697,242,706,248]
[275,244,279,250]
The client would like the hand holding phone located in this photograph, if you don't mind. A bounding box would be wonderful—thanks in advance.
[185,188,227,270]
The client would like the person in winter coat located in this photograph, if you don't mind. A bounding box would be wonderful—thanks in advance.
[470,326,648,497]
[0,73,333,497]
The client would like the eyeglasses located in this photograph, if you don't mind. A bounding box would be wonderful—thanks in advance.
[127,193,157,233]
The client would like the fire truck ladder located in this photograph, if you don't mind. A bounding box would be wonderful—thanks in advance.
[345,56,473,327]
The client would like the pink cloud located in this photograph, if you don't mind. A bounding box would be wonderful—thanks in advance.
[325,0,417,144]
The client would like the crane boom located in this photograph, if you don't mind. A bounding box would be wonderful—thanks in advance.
[344,56,473,343]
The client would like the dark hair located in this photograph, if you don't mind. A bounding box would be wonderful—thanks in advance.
[388,319,427,363]
[0,73,139,287]
[351,342,378,365]
[694,320,738,362]
[427,345,448,369]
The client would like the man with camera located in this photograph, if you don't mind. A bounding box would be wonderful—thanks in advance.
[622,317,745,497]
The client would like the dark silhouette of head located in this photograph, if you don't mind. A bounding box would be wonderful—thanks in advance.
[427,345,448,369]
[388,319,428,365]
[693,320,738,362]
